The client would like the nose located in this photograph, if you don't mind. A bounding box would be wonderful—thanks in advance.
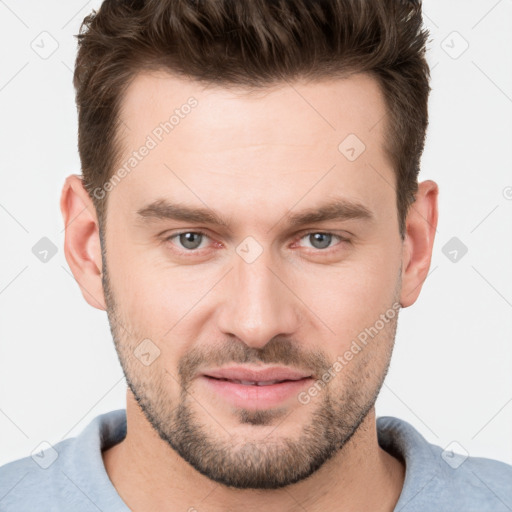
[216,246,301,349]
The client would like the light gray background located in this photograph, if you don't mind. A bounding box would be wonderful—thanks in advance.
[1,0,511,469]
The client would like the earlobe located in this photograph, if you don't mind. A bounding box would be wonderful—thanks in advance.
[60,174,107,311]
[399,180,439,308]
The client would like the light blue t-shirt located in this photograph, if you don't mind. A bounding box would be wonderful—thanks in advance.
[0,409,511,511]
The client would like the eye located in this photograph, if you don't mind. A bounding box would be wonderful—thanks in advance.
[297,232,346,250]
[163,230,349,255]
[166,231,210,251]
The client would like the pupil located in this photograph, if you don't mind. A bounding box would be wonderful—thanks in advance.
[310,233,331,249]
[180,232,202,250]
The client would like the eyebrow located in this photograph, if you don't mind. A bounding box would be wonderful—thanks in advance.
[136,197,374,229]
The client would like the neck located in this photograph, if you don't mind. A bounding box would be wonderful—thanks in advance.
[103,393,405,512]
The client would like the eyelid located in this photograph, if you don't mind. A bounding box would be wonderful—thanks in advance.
[293,228,352,240]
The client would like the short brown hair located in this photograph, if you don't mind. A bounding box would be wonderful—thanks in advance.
[74,0,430,239]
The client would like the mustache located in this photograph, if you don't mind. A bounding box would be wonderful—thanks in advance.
[177,337,331,385]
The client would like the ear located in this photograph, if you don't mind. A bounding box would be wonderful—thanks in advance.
[400,180,439,308]
[60,174,106,310]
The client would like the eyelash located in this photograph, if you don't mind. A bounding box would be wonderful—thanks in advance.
[163,230,350,255]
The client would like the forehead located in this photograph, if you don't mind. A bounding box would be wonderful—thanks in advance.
[111,71,394,226]
[119,70,387,149]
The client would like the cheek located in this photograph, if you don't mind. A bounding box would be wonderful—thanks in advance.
[109,259,216,367]
[310,258,398,327]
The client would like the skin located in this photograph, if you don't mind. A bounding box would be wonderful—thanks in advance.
[60,71,438,512]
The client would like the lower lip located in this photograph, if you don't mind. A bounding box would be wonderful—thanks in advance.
[200,376,313,409]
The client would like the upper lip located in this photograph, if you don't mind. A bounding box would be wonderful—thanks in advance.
[202,366,312,382]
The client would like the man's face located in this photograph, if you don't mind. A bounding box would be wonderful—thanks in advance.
[101,72,404,489]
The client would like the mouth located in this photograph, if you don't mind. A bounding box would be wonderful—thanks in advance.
[205,376,307,386]
[202,366,312,382]
[199,367,314,409]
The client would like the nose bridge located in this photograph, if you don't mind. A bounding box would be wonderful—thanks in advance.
[217,242,299,348]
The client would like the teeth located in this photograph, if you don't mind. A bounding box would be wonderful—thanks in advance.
[233,379,283,386]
